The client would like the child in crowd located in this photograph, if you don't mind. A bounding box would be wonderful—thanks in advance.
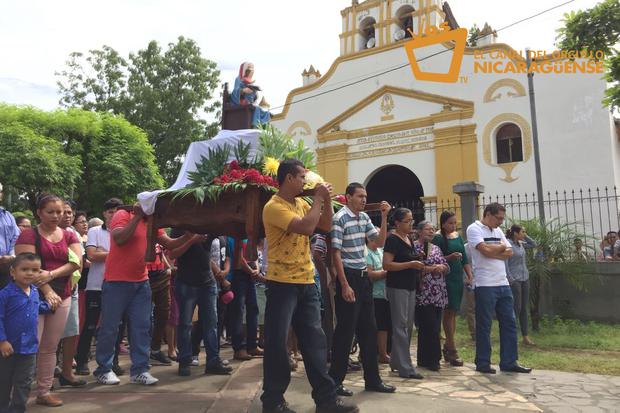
[0,253,53,413]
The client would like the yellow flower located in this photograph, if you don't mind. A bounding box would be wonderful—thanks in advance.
[263,157,280,176]
[303,170,325,190]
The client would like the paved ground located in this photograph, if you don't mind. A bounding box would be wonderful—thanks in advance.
[26,346,620,413]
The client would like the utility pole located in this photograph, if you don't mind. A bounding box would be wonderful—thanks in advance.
[526,48,545,225]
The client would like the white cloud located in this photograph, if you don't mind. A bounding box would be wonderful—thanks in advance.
[0,0,602,113]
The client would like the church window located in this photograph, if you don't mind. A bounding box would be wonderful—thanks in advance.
[395,5,415,40]
[359,17,376,50]
[496,123,523,164]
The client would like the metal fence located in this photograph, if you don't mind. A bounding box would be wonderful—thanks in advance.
[367,186,620,261]
[479,187,620,261]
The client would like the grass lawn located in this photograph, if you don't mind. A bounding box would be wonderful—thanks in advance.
[451,316,620,376]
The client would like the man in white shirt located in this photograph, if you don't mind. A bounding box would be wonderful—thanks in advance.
[75,198,124,377]
[466,202,531,374]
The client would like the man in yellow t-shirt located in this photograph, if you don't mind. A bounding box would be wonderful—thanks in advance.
[261,159,359,413]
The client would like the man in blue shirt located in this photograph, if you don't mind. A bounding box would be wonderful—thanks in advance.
[0,182,20,290]
[0,252,52,413]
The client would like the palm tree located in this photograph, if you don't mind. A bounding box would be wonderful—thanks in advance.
[509,218,594,330]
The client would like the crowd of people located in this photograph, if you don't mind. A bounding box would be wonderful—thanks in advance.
[0,163,536,413]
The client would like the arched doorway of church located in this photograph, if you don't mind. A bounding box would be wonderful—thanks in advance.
[365,165,426,224]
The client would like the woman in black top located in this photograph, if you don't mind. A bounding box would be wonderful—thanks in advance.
[382,208,425,379]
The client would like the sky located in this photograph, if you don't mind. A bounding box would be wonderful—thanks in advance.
[0,0,602,113]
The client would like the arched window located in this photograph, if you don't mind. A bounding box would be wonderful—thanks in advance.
[395,5,415,40]
[496,123,523,164]
[359,17,376,50]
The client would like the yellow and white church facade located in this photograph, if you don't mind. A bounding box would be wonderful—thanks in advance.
[271,0,619,209]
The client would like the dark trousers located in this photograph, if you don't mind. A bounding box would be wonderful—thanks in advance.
[0,354,36,413]
[373,298,392,353]
[329,268,381,387]
[510,280,530,337]
[75,290,122,366]
[415,305,442,367]
[261,281,336,408]
[150,275,171,351]
[217,294,232,340]
[192,321,203,356]
[229,271,258,352]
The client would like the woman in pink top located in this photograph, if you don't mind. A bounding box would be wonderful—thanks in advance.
[15,193,81,407]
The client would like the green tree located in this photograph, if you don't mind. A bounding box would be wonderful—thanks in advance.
[0,121,82,213]
[125,37,221,182]
[56,37,222,184]
[0,104,164,216]
[467,24,480,47]
[556,0,620,109]
[57,46,128,113]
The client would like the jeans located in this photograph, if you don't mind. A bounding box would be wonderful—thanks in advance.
[474,285,519,369]
[329,269,381,387]
[261,281,336,409]
[0,354,36,413]
[509,280,530,337]
[229,271,259,352]
[176,280,221,367]
[94,281,152,377]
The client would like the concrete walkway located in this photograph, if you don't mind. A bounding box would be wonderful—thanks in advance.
[27,347,620,413]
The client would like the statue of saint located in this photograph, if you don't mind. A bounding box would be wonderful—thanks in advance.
[231,62,271,128]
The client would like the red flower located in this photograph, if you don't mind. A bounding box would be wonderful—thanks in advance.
[335,194,346,204]
[229,160,240,170]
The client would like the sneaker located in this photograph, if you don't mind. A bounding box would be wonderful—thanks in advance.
[130,372,159,385]
[95,371,120,385]
[191,356,199,366]
[315,398,359,413]
[150,351,172,365]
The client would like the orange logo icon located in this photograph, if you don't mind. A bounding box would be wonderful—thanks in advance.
[404,20,468,83]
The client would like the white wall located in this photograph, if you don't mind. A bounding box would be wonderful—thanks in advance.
[273,39,617,199]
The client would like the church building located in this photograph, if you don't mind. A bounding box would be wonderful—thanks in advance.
[271,0,619,212]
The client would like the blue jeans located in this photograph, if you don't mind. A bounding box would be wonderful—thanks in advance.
[176,280,220,367]
[229,271,259,352]
[261,281,336,409]
[95,281,152,377]
[474,285,519,369]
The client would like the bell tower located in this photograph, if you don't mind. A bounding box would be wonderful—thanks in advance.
[339,0,448,56]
